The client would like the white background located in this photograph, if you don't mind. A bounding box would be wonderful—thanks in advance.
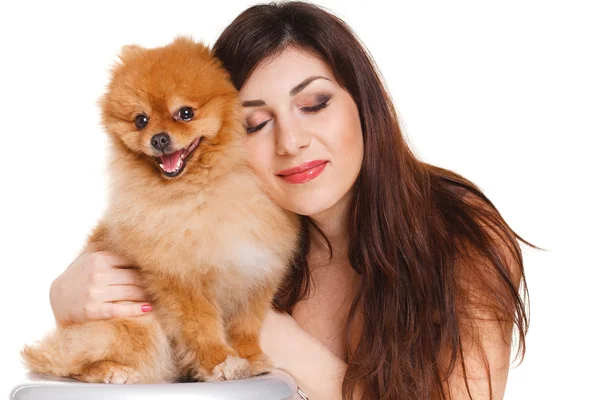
[1,1,598,398]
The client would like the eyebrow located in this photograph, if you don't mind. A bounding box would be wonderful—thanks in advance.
[241,75,330,107]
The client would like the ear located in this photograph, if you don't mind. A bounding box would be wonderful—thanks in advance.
[173,34,210,49]
[117,44,145,63]
[172,35,195,46]
[171,35,209,53]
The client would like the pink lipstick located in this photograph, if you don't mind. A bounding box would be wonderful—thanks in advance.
[276,160,328,184]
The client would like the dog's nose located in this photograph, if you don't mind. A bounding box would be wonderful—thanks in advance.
[151,133,171,151]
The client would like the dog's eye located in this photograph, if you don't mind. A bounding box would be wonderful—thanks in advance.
[177,107,194,121]
[134,114,148,130]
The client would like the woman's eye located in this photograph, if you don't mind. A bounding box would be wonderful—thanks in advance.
[246,119,271,135]
[177,106,194,121]
[134,114,148,130]
[300,97,331,113]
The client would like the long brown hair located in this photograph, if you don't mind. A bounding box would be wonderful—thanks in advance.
[213,2,538,399]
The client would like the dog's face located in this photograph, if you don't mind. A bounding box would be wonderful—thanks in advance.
[100,37,240,179]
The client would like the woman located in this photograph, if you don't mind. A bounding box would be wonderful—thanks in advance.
[48,2,535,399]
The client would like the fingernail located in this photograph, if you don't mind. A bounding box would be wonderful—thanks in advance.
[141,304,152,313]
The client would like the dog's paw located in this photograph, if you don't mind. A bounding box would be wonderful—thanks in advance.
[75,361,140,384]
[248,352,273,376]
[208,355,251,381]
[103,365,140,384]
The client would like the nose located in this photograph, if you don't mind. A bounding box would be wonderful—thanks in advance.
[275,117,311,156]
[151,132,171,152]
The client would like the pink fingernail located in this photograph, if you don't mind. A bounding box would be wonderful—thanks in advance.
[141,304,152,313]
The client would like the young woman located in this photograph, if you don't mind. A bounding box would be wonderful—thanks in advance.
[48,2,535,399]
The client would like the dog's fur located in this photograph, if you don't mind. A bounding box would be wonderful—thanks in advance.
[21,37,300,383]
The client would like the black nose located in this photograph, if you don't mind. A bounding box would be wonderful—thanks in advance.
[151,133,171,151]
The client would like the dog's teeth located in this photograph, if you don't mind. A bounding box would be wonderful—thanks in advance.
[158,159,183,175]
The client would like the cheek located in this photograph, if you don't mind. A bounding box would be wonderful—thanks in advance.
[178,116,223,140]
[106,121,144,152]
[244,136,272,180]
[331,104,364,168]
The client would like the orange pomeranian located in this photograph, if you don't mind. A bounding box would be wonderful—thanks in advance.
[21,36,301,384]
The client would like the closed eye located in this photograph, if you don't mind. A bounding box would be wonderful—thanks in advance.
[300,98,330,113]
[245,97,331,135]
[246,119,271,134]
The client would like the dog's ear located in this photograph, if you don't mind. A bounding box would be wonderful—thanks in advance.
[117,44,145,63]
[171,35,210,56]
[172,35,196,47]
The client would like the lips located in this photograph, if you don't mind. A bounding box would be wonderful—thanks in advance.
[276,160,328,184]
[155,136,202,178]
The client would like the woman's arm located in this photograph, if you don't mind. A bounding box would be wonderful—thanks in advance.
[439,309,514,399]
[260,308,357,400]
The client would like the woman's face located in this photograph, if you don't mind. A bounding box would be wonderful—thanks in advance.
[239,46,364,217]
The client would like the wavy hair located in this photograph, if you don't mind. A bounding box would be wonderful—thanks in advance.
[213,2,538,399]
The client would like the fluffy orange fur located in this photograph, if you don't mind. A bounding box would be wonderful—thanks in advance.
[21,36,300,383]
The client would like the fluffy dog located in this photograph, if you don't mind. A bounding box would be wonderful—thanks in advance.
[21,36,300,384]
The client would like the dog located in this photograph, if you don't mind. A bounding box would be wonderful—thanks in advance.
[21,36,300,384]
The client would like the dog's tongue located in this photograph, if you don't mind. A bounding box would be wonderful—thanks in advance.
[160,150,183,172]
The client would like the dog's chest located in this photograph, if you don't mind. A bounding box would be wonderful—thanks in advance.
[106,192,283,287]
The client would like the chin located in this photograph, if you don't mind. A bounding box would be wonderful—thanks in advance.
[279,190,346,218]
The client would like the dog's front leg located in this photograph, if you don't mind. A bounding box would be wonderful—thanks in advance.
[226,284,276,377]
[157,271,252,381]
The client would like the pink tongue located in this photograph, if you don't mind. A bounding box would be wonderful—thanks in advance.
[160,150,183,172]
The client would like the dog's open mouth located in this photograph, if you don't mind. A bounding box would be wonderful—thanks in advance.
[155,136,202,177]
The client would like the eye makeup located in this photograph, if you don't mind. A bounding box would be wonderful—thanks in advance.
[246,118,271,134]
[300,94,331,113]
[245,94,332,134]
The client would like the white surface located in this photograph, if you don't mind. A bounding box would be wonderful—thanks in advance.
[10,370,297,400]
[1,1,598,399]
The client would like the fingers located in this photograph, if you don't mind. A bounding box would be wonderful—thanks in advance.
[102,284,149,303]
[77,247,153,321]
[109,269,145,286]
[93,302,152,320]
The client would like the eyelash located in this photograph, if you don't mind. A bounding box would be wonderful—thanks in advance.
[246,120,270,134]
[245,98,331,134]
[301,99,330,113]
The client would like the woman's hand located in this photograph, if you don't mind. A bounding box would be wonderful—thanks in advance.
[50,242,152,327]
[259,307,301,369]
[259,307,351,399]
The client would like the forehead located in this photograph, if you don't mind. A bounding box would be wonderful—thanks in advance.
[240,47,336,95]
